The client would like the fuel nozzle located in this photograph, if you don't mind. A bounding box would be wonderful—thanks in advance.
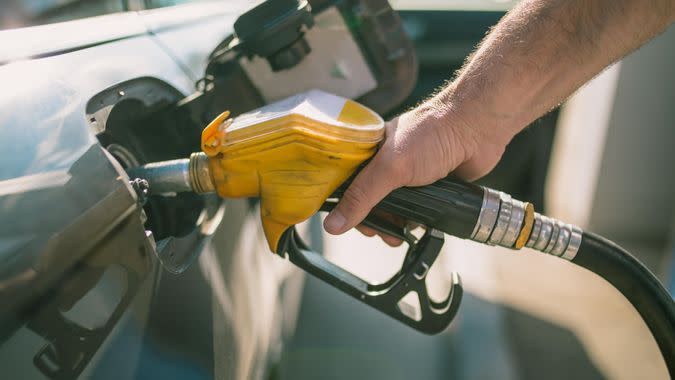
[126,90,562,264]
[125,90,586,265]
[126,152,214,196]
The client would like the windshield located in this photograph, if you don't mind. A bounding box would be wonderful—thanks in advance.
[0,0,126,30]
[0,0,219,31]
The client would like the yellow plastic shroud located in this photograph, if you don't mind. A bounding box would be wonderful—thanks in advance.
[201,90,384,252]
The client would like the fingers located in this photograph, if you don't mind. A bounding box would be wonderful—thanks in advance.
[379,234,404,247]
[356,225,404,247]
[355,225,378,237]
[323,153,403,235]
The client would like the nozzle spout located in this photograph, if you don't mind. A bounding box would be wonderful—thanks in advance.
[127,152,215,195]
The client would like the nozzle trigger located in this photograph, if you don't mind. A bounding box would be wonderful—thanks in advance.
[277,212,463,334]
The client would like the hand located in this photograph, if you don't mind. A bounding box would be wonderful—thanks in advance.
[323,97,512,245]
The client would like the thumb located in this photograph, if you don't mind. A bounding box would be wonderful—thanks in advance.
[324,155,401,235]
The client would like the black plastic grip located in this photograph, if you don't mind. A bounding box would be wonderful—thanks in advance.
[573,232,675,377]
[332,174,484,239]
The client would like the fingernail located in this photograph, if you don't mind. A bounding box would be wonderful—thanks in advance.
[324,210,346,234]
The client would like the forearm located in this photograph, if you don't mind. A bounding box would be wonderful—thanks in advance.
[433,0,675,143]
[324,0,673,234]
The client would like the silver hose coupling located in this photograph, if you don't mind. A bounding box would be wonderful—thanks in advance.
[470,187,583,261]
[525,213,582,260]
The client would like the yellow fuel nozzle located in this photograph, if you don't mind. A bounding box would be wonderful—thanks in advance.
[127,91,476,334]
[200,90,384,252]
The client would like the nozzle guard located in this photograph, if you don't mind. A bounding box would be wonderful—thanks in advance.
[277,202,463,334]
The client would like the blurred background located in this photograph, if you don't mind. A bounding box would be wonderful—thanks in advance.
[0,1,673,380]
[278,1,675,379]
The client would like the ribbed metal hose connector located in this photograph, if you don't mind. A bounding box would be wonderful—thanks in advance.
[525,213,582,260]
[470,187,583,260]
[189,152,215,194]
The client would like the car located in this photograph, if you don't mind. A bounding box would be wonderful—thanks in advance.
[0,1,416,379]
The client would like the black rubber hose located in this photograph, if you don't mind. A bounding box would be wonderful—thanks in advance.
[573,232,675,377]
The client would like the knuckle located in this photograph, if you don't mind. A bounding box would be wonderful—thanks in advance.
[380,234,403,247]
[391,153,409,175]
[379,149,411,185]
[340,184,371,216]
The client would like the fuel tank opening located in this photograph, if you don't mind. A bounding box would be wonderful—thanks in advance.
[87,78,209,244]
[106,143,139,169]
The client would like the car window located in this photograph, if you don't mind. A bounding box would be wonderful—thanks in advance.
[0,0,218,31]
[0,0,126,30]
[144,0,217,10]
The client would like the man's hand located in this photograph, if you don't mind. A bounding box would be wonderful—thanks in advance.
[323,97,512,243]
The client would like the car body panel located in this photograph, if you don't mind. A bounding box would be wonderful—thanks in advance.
[0,2,302,379]
[138,1,250,80]
[0,12,146,64]
[0,33,189,307]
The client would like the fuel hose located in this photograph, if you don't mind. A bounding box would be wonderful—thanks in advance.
[573,233,675,376]
[338,174,675,377]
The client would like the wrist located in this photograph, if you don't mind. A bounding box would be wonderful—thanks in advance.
[420,85,515,161]
[449,79,520,141]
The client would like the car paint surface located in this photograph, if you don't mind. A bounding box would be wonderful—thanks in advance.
[0,2,302,379]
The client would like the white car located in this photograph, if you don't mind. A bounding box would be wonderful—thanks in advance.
[0,1,416,379]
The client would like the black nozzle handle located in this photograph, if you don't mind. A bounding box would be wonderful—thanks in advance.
[331,174,485,239]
